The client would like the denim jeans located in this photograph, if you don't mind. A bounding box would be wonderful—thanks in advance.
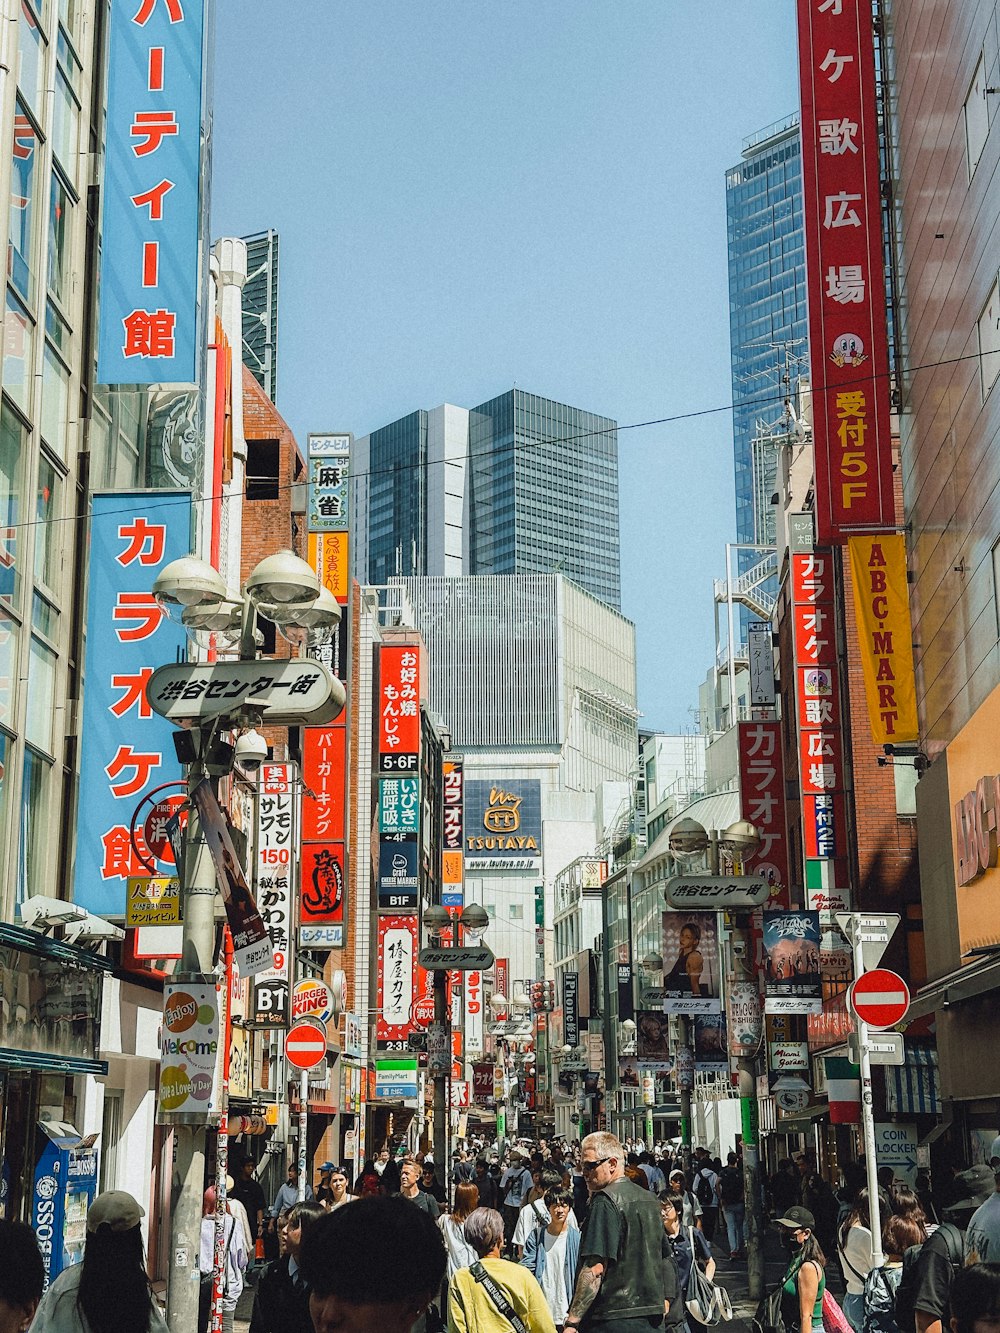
[842,1291,865,1332]
[723,1202,745,1254]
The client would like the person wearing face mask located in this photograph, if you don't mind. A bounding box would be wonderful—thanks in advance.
[775,1206,827,1333]
[300,1196,448,1333]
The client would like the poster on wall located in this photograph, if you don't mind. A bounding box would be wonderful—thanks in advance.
[662,912,722,1014]
[763,911,823,1014]
[636,1011,672,1071]
[693,1014,728,1071]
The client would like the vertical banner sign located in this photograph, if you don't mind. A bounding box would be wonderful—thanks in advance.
[796,0,894,541]
[617,963,634,1022]
[442,759,464,908]
[737,719,790,907]
[98,0,206,383]
[493,958,509,1019]
[376,915,418,1048]
[74,491,191,917]
[748,622,776,709]
[792,551,852,921]
[465,969,484,1054]
[306,434,352,686]
[377,644,421,911]
[847,535,919,744]
[299,726,347,948]
[191,781,271,977]
[252,764,295,1024]
[562,971,580,1048]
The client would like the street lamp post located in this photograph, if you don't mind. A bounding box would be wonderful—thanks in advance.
[152,551,342,1333]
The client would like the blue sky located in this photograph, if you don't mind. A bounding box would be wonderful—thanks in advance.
[210,2,799,731]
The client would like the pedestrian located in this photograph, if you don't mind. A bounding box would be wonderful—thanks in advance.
[315,1163,336,1208]
[521,1186,581,1330]
[838,1189,884,1332]
[891,1185,934,1240]
[772,1159,803,1217]
[949,1263,1000,1333]
[199,1185,248,1333]
[226,1174,256,1259]
[322,1165,353,1212]
[400,1155,440,1219]
[499,1151,534,1250]
[625,1152,651,1189]
[0,1218,45,1333]
[913,1173,937,1226]
[32,1191,168,1333]
[512,1168,580,1256]
[775,1206,826,1333]
[230,1157,267,1258]
[474,1157,499,1210]
[861,1215,924,1333]
[250,1200,325,1333]
[439,1182,480,1279]
[447,1206,556,1333]
[269,1164,313,1243]
[660,1190,715,1323]
[693,1157,725,1247]
[669,1169,704,1232]
[639,1152,667,1195]
[718,1152,746,1259]
[355,1159,381,1198]
[965,1166,1000,1262]
[300,1195,448,1333]
[563,1131,669,1333]
[420,1161,448,1206]
[452,1151,476,1187]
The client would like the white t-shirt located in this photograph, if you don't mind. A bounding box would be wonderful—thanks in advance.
[513,1198,580,1248]
[540,1228,571,1324]
[438,1213,478,1278]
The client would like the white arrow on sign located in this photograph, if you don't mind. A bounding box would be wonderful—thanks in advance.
[835,911,900,972]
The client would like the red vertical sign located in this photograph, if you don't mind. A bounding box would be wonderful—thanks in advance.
[494,958,509,1019]
[378,645,421,758]
[737,720,790,908]
[797,0,894,541]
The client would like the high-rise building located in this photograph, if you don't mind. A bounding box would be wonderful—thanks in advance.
[352,389,621,608]
[726,116,807,554]
[241,229,279,402]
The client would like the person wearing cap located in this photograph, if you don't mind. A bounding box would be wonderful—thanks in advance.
[964,1166,1000,1263]
[775,1205,827,1333]
[32,1191,168,1333]
[316,1162,337,1208]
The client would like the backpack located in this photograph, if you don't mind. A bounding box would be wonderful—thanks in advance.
[696,1170,716,1207]
[720,1166,743,1205]
[893,1222,964,1333]
[751,1284,787,1333]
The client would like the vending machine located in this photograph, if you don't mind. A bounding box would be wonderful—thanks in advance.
[32,1122,99,1288]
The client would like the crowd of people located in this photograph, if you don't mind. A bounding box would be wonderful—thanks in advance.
[3,1137,1000,1333]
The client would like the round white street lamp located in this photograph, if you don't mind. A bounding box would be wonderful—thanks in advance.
[245,549,319,606]
[490,993,508,1014]
[153,554,228,612]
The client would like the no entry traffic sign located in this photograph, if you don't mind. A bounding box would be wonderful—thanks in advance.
[849,969,910,1029]
[284,1021,328,1070]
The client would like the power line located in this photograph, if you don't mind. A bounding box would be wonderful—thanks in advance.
[13,345,991,540]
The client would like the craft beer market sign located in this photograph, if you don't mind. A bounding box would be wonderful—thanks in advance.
[464,780,542,869]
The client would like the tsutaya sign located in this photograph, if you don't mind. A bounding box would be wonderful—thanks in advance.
[464,780,542,869]
[954,774,1000,886]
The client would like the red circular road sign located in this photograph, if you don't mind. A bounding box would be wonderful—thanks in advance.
[284,1021,328,1070]
[849,969,910,1029]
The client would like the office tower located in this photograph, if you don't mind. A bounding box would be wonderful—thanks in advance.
[241,229,279,402]
[726,116,808,553]
[352,389,621,609]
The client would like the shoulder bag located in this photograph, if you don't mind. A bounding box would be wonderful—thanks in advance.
[685,1226,729,1326]
[470,1262,529,1333]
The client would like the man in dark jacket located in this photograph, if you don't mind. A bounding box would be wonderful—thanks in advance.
[474,1157,499,1209]
[564,1131,670,1333]
[250,1200,325,1333]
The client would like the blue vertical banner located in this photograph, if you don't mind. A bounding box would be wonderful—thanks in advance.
[74,492,191,916]
[97,0,206,384]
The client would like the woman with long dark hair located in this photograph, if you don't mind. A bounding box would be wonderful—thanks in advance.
[838,1188,887,1331]
[776,1206,826,1333]
[32,1191,167,1333]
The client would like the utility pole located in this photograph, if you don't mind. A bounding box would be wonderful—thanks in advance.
[166,737,222,1333]
[730,915,765,1301]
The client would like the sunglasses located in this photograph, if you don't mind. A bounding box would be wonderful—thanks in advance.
[581,1156,613,1173]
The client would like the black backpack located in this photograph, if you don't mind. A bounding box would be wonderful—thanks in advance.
[696,1170,715,1207]
[893,1222,964,1333]
[751,1284,786,1333]
[720,1166,743,1205]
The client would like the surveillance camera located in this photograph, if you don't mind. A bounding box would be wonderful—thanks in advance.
[64,915,125,947]
[20,896,87,931]
[235,729,268,773]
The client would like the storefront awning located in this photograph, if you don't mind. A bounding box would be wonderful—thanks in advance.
[905,952,1000,1019]
[634,791,741,880]
[885,1045,940,1116]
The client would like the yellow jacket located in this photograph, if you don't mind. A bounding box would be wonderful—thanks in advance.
[448,1257,557,1333]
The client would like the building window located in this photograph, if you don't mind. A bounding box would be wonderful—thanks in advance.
[0,616,17,730]
[52,45,80,183]
[26,635,56,754]
[9,100,39,304]
[35,456,58,593]
[3,291,34,417]
[979,275,1000,401]
[0,405,24,609]
[17,745,51,906]
[40,344,69,461]
[509,903,523,920]
[48,173,72,309]
[246,439,279,500]
[17,2,46,121]
[964,53,990,179]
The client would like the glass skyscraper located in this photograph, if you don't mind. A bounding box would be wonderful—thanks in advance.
[468,390,620,608]
[726,117,807,551]
[354,389,621,609]
[242,229,279,402]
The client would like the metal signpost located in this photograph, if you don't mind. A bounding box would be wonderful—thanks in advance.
[285,1022,328,1201]
[838,912,906,1268]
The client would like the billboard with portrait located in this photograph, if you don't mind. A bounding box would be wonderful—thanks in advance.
[636,1011,672,1071]
[762,910,823,1014]
[662,911,722,1014]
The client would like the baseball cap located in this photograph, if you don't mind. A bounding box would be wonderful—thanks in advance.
[942,1165,996,1215]
[87,1190,145,1234]
[318,1161,336,1173]
[775,1206,816,1230]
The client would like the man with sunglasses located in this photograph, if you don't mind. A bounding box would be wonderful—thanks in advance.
[564,1132,673,1333]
